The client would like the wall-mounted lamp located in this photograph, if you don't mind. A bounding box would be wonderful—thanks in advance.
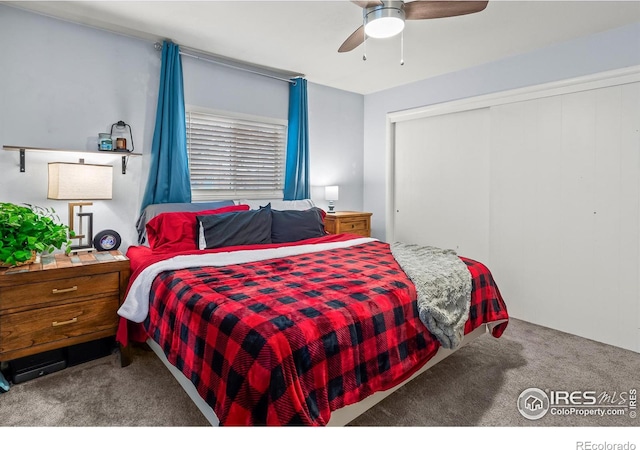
[48,161,113,251]
[325,185,339,214]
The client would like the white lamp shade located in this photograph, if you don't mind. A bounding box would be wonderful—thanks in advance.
[364,6,405,39]
[325,185,339,201]
[364,16,405,38]
[48,162,113,200]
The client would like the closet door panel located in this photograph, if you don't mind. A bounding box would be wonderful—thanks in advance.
[528,97,564,331]
[617,83,640,350]
[589,86,624,347]
[394,108,490,262]
[394,116,445,245]
[557,90,598,340]
[490,96,565,326]
[488,101,528,321]
[490,83,639,351]
[392,79,639,352]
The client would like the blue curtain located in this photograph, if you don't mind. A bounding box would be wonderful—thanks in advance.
[283,77,310,200]
[141,40,191,211]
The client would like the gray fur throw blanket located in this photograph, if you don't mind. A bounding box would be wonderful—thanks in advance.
[390,242,472,349]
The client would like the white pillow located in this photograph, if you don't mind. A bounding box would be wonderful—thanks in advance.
[235,199,316,211]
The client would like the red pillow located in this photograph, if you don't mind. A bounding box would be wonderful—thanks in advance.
[146,204,250,253]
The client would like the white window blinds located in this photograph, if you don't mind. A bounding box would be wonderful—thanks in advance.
[186,109,287,201]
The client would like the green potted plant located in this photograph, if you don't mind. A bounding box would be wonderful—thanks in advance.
[0,202,74,267]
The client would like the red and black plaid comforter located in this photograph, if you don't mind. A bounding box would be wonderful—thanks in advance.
[143,240,508,426]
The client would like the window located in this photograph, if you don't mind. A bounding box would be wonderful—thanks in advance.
[185,108,287,201]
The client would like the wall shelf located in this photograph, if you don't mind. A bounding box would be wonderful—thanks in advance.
[3,145,142,174]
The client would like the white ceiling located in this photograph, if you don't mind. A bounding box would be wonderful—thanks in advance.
[6,0,640,94]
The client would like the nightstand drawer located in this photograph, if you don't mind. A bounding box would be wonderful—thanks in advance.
[0,272,119,312]
[339,218,369,234]
[0,296,119,356]
[0,250,130,364]
[324,211,372,238]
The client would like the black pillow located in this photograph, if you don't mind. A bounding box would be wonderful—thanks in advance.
[271,207,326,243]
[197,205,272,249]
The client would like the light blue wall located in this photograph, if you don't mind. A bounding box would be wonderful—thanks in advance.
[183,56,289,120]
[0,4,365,251]
[308,82,364,212]
[364,22,640,239]
[0,4,157,251]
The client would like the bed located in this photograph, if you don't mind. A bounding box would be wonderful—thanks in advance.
[117,200,509,426]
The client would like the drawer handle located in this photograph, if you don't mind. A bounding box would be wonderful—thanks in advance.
[52,317,78,327]
[52,286,78,294]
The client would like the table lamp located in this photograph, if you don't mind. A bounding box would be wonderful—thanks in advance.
[47,161,113,251]
[325,185,339,213]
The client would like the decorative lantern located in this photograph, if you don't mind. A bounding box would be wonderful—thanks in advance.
[110,120,134,152]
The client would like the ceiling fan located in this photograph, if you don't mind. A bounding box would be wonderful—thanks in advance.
[338,0,489,53]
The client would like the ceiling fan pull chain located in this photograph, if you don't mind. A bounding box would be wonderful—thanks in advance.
[362,12,367,61]
[400,29,405,66]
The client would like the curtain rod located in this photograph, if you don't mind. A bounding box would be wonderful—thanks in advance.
[154,42,302,85]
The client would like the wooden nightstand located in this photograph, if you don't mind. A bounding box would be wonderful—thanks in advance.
[0,251,130,362]
[324,211,372,238]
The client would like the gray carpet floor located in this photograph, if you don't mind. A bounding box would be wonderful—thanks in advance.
[0,318,638,427]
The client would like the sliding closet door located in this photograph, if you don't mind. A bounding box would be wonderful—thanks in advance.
[490,83,640,351]
[393,108,490,262]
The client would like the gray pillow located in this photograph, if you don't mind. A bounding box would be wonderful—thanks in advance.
[271,207,326,243]
[136,200,234,244]
[197,205,272,249]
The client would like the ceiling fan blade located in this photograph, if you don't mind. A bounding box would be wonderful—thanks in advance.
[404,1,489,20]
[338,25,366,53]
[351,0,383,8]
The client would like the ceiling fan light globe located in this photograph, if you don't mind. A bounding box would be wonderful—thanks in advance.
[364,16,405,38]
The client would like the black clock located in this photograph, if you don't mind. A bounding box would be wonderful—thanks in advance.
[93,229,122,252]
